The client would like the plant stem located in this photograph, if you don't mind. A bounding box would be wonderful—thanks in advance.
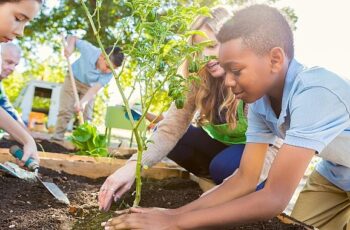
[80,0,145,205]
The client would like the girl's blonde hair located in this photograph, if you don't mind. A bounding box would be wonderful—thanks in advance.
[184,6,240,129]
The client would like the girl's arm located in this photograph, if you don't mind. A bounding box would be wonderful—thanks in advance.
[0,107,38,163]
[128,95,197,167]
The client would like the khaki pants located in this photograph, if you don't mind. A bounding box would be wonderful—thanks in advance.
[53,76,95,140]
[291,170,350,230]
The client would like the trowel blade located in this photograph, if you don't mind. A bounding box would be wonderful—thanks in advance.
[37,176,70,205]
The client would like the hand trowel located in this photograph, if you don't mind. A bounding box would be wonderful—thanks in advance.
[5,146,70,205]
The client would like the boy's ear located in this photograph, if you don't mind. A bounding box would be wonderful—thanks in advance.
[269,47,285,73]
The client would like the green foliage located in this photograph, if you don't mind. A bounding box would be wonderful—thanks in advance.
[79,0,217,205]
[12,0,297,129]
[68,122,108,157]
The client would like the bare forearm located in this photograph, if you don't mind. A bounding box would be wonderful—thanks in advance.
[174,171,257,215]
[175,145,314,229]
[176,189,284,229]
[0,108,34,146]
[81,84,101,105]
[174,143,269,214]
[145,112,163,123]
[67,36,77,51]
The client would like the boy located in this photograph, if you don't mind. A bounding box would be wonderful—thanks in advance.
[103,4,350,230]
[52,36,124,142]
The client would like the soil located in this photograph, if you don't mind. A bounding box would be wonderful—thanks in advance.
[0,139,75,154]
[0,167,314,230]
[0,168,203,230]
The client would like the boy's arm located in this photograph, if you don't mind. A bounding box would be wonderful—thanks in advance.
[175,144,314,229]
[0,107,38,163]
[105,143,313,230]
[167,105,275,214]
[64,36,99,59]
[64,35,77,58]
[75,83,102,112]
[175,87,350,228]
[174,143,269,213]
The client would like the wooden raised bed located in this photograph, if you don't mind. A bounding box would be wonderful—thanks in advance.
[0,148,188,180]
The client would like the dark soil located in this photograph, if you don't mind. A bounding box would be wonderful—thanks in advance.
[0,167,314,230]
[0,168,203,230]
[0,139,75,154]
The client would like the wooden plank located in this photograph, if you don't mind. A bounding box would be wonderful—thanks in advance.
[277,214,317,229]
[0,148,188,180]
[189,174,215,192]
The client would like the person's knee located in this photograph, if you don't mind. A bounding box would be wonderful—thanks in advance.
[209,145,245,184]
[209,158,228,184]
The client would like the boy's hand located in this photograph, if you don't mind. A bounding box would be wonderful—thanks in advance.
[102,207,180,230]
[74,101,85,113]
[63,35,77,58]
[64,46,74,58]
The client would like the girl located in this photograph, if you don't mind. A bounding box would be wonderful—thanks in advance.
[0,0,42,164]
[99,6,277,212]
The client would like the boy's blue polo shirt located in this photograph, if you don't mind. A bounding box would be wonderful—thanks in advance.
[71,39,113,87]
[246,59,350,191]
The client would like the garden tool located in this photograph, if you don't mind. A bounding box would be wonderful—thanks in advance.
[0,161,37,181]
[0,144,39,181]
[61,34,84,125]
[8,145,70,205]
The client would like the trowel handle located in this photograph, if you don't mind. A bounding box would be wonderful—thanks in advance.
[9,145,39,171]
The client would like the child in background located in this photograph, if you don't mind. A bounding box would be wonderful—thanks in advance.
[52,36,124,142]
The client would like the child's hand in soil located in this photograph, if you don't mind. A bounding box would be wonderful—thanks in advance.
[102,207,180,230]
[99,161,137,211]
[128,207,178,215]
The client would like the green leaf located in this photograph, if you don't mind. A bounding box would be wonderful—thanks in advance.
[184,30,208,39]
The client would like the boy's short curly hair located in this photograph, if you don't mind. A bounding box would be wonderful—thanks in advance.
[217,4,294,59]
[106,46,124,67]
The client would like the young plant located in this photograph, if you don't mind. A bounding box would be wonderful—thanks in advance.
[69,122,108,157]
[79,0,210,206]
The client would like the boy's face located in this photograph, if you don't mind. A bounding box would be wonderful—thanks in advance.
[219,38,279,103]
[96,54,117,74]
[0,0,41,42]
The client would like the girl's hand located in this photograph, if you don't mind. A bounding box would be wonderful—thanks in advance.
[21,139,39,166]
[98,161,137,211]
